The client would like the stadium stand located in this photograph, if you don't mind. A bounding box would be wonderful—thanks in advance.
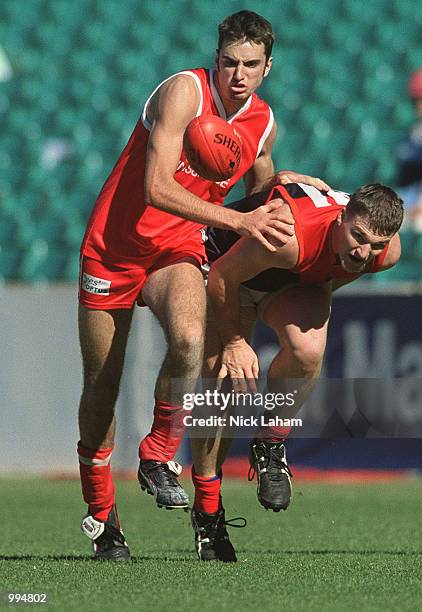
[1,0,422,282]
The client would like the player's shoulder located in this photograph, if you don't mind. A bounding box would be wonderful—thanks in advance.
[151,70,202,115]
[271,233,299,269]
[158,70,202,95]
[144,69,202,127]
[280,183,349,216]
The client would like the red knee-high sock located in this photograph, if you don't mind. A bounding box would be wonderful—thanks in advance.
[256,423,292,443]
[192,468,223,514]
[138,400,186,462]
[78,442,115,522]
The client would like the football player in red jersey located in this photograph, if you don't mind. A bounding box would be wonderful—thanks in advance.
[190,183,403,561]
[77,10,329,560]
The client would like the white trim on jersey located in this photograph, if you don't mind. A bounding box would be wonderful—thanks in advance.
[298,183,350,208]
[255,107,274,158]
[141,70,203,131]
[209,68,252,123]
[298,184,331,207]
[327,189,350,206]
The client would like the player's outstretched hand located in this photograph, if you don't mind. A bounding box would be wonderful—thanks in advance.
[274,170,331,192]
[238,199,295,252]
[217,339,259,394]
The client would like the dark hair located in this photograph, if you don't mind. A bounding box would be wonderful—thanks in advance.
[218,11,275,61]
[346,184,404,235]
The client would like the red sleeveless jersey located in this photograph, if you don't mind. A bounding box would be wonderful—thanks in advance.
[277,183,389,283]
[81,68,274,267]
[205,183,389,293]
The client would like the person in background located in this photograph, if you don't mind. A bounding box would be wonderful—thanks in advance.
[396,67,422,230]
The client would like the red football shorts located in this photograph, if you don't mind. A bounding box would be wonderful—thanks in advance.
[79,250,206,310]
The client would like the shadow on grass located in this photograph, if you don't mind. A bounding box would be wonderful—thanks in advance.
[0,554,196,562]
[238,549,422,556]
[1,549,421,562]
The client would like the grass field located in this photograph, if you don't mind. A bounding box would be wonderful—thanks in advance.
[1,476,422,611]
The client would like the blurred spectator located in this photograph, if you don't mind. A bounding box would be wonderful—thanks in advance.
[396,67,422,231]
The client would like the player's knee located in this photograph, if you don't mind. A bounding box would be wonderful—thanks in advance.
[290,342,324,377]
[170,328,204,369]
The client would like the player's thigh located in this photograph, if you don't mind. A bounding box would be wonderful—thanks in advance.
[261,284,332,357]
[78,305,134,381]
[141,260,206,344]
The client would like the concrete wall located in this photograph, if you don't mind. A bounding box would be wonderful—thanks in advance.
[0,284,166,473]
[2,285,421,473]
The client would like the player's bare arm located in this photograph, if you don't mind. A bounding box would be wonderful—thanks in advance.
[243,120,331,195]
[208,212,298,387]
[208,225,298,346]
[243,121,277,195]
[144,75,293,252]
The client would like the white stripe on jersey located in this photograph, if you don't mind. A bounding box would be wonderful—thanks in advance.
[298,184,350,208]
[256,107,274,158]
[141,70,203,131]
[298,184,332,207]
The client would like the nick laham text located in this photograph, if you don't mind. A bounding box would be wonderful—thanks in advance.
[183,415,303,428]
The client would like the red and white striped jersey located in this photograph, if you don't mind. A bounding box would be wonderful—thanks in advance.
[206,183,390,292]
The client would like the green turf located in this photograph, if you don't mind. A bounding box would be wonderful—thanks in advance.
[1,477,422,611]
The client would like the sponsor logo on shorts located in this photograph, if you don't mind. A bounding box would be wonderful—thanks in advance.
[200,228,208,243]
[82,273,111,295]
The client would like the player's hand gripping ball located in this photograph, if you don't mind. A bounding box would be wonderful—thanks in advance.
[183,115,242,182]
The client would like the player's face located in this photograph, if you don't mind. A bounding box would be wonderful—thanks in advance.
[336,213,394,273]
[215,40,272,112]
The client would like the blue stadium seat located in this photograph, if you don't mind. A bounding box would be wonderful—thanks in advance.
[373,262,422,283]
[63,252,80,281]
[19,241,68,282]
[1,0,422,281]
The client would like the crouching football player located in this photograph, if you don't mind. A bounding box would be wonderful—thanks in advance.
[190,182,403,561]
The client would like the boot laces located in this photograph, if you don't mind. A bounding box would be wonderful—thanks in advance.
[248,442,292,482]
